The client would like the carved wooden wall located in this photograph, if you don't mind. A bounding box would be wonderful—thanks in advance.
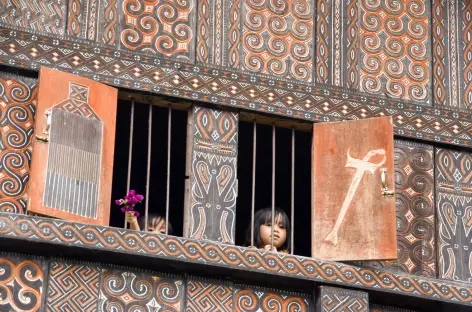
[436,148,472,283]
[0,253,315,312]
[0,73,37,214]
[317,286,368,312]
[360,140,436,277]
[184,106,239,244]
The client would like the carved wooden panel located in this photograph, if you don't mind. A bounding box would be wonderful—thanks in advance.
[241,0,314,82]
[46,261,100,312]
[186,278,233,312]
[317,286,368,312]
[436,148,472,282]
[0,254,46,312]
[120,0,196,60]
[360,140,436,277]
[67,0,119,46]
[316,0,359,88]
[29,67,117,225]
[432,0,472,111]
[197,0,240,68]
[184,106,238,244]
[0,73,37,214]
[312,117,396,261]
[234,285,313,312]
[0,0,67,35]
[98,267,183,311]
[316,0,431,104]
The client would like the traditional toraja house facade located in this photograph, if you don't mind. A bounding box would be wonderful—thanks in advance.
[1,0,472,311]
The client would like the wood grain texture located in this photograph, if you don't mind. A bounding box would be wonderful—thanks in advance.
[359,140,436,277]
[0,73,37,214]
[28,67,117,225]
[184,106,238,244]
[317,286,368,312]
[312,117,396,261]
[436,148,472,282]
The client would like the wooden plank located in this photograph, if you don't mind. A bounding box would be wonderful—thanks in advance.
[317,286,368,312]
[28,67,117,225]
[312,116,396,261]
[184,105,239,243]
[436,148,472,282]
[360,140,436,276]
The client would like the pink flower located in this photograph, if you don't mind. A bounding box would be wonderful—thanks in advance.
[121,207,126,213]
[134,211,140,217]
[115,199,122,205]
[128,206,134,211]
[136,194,144,201]
[128,190,136,196]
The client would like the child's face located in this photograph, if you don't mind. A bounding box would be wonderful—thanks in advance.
[148,217,166,234]
[259,214,287,249]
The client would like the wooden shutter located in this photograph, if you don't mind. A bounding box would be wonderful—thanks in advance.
[28,67,117,225]
[312,116,396,261]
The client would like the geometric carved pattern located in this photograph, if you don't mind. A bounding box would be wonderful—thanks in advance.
[361,140,436,277]
[318,286,368,312]
[436,148,472,283]
[0,0,67,36]
[316,0,359,88]
[46,261,100,312]
[0,214,471,306]
[234,286,313,312]
[54,82,99,120]
[241,0,314,82]
[359,0,431,104]
[98,268,182,311]
[67,0,119,46]
[186,106,238,244]
[432,0,472,111]
[3,29,472,149]
[186,279,233,312]
[0,254,46,312]
[0,73,37,214]
[197,0,241,68]
[120,0,196,61]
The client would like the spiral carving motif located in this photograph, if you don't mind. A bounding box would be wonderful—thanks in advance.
[361,141,435,277]
[0,74,37,214]
[121,0,196,60]
[242,0,314,81]
[234,287,310,312]
[99,268,182,311]
[0,255,45,312]
[359,0,430,103]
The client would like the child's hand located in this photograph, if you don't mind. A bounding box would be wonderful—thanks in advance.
[125,211,140,231]
[263,245,277,252]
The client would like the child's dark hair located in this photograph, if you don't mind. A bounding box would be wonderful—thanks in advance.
[138,214,173,235]
[244,207,290,252]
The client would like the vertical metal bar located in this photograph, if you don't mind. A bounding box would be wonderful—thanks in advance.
[291,129,295,255]
[165,106,172,235]
[251,120,257,247]
[271,124,276,250]
[125,101,135,229]
[144,104,153,232]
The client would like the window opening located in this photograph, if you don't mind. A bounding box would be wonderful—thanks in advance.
[236,120,312,257]
[110,99,188,237]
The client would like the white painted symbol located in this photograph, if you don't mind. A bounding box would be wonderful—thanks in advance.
[324,148,386,246]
